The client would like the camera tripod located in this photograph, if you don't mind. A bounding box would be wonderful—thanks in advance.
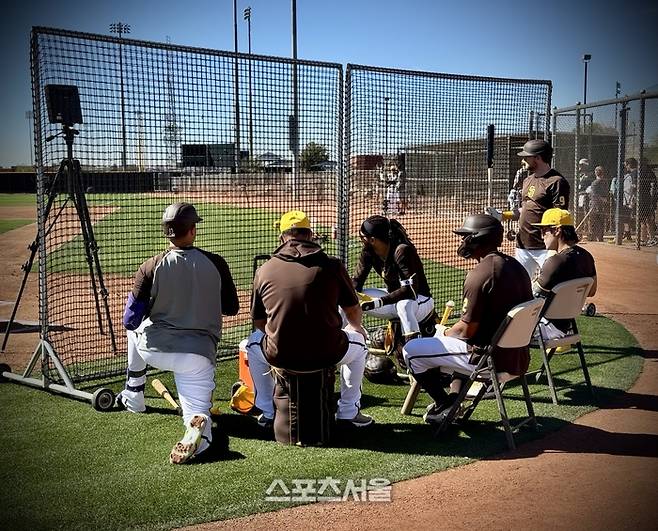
[2,124,117,354]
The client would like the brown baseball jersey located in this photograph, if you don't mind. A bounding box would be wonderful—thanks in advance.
[536,245,596,332]
[461,251,533,375]
[352,243,432,305]
[251,239,359,371]
[517,169,570,250]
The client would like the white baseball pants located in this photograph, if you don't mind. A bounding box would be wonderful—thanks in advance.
[360,287,435,335]
[515,248,548,280]
[123,330,215,453]
[245,328,367,421]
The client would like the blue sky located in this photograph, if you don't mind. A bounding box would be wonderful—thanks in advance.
[1,0,657,166]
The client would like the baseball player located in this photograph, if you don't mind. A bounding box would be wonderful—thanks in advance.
[532,208,597,339]
[402,214,532,425]
[245,210,373,429]
[118,202,239,464]
[487,139,570,280]
[382,163,401,216]
[352,215,434,343]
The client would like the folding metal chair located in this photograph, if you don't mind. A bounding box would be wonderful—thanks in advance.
[533,277,595,405]
[434,298,545,450]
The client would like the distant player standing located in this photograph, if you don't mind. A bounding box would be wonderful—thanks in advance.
[488,139,570,279]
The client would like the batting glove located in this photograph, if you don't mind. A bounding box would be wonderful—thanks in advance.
[360,298,383,312]
[435,324,449,336]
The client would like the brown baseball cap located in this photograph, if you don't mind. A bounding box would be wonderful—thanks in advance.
[517,139,551,157]
[162,202,202,238]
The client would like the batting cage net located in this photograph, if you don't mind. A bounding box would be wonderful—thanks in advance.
[26,27,551,386]
[552,92,658,247]
[30,27,343,382]
[345,64,551,307]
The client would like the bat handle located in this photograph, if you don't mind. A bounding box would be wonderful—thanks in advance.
[439,301,455,326]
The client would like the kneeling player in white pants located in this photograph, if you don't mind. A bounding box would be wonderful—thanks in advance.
[121,330,215,455]
[246,328,367,423]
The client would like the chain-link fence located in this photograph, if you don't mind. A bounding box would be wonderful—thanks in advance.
[21,27,551,393]
[552,91,658,247]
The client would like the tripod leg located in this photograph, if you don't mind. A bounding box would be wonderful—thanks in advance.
[1,240,38,352]
[71,161,117,353]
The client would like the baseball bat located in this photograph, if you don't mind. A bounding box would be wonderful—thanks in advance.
[401,300,456,415]
[439,300,456,326]
[486,124,495,208]
[151,378,182,414]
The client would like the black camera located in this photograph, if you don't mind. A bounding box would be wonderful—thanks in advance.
[45,85,83,126]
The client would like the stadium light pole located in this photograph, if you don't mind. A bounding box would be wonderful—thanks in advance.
[25,110,34,167]
[582,53,591,105]
[233,0,241,172]
[244,6,254,162]
[110,22,130,170]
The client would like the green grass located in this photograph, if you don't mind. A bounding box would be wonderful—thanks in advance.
[45,195,466,299]
[0,193,36,206]
[0,219,34,234]
[0,315,644,530]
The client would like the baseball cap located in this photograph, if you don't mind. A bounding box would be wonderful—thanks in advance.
[531,208,574,227]
[276,210,311,233]
[579,158,590,165]
[161,202,202,238]
[517,139,551,157]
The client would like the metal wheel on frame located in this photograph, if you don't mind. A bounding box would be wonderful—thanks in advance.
[92,388,115,412]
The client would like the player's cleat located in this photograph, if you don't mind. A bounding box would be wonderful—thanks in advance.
[115,391,126,410]
[256,414,274,429]
[423,402,451,425]
[339,411,374,427]
[169,415,207,465]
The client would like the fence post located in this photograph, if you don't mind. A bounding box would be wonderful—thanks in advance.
[574,105,581,226]
[615,103,628,245]
[636,94,646,250]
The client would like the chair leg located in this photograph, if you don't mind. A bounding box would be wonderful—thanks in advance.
[460,381,488,422]
[520,374,538,430]
[576,341,594,398]
[400,376,421,415]
[491,375,515,451]
[540,347,559,405]
[534,349,555,383]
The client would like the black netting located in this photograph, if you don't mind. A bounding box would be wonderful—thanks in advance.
[31,28,553,384]
[31,27,342,381]
[345,65,551,307]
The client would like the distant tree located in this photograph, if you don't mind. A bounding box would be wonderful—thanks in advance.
[300,142,329,170]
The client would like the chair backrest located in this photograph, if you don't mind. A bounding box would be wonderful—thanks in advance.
[494,298,545,349]
[542,277,594,320]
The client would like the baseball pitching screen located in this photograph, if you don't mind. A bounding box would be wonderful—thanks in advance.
[345,64,551,307]
[30,27,343,382]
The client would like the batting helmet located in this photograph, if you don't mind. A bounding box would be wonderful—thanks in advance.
[162,202,202,238]
[453,214,503,259]
[364,353,398,384]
